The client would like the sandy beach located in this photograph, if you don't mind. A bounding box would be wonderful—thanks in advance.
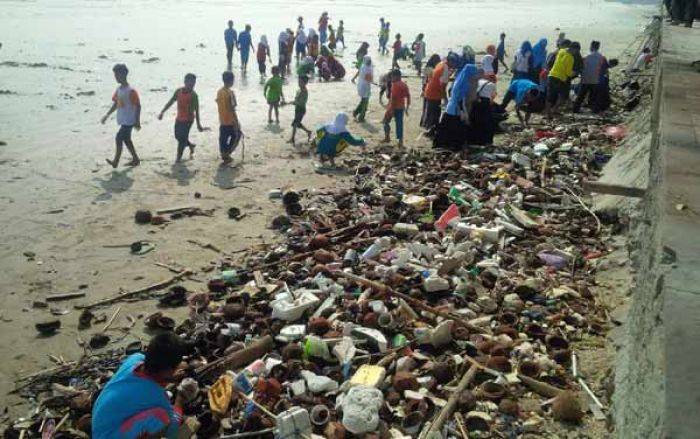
[0,0,656,414]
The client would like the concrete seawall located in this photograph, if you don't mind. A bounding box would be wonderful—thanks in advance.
[612,19,700,439]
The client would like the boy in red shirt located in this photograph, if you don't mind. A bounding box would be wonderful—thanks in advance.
[392,33,402,69]
[382,69,410,148]
[158,73,207,163]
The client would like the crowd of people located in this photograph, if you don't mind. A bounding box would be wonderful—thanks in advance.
[101,12,638,170]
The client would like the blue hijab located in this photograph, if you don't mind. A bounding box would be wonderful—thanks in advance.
[520,41,532,55]
[532,38,548,69]
[446,64,479,116]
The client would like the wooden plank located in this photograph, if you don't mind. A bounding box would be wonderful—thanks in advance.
[582,180,646,198]
[46,292,86,302]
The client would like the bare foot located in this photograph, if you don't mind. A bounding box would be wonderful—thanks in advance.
[105,158,117,168]
[125,159,140,167]
[287,138,295,144]
[306,132,312,142]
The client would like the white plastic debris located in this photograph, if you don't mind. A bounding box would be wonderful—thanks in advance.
[301,370,339,394]
[341,386,384,435]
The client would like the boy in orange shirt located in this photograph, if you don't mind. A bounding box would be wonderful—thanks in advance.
[216,71,242,164]
[158,73,207,163]
[101,64,141,168]
[382,69,410,148]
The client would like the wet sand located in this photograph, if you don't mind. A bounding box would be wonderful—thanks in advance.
[0,0,655,412]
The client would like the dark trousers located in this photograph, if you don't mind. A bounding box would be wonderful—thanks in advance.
[573,84,598,113]
[353,98,369,122]
[174,121,193,159]
[219,125,241,157]
[226,44,234,64]
[500,90,515,109]
[672,0,696,24]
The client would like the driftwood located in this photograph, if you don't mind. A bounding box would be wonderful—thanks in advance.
[333,271,488,334]
[419,364,478,438]
[196,336,274,380]
[46,292,86,302]
[76,271,191,310]
[156,205,199,215]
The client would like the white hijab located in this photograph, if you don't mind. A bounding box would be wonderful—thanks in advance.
[260,35,268,47]
[326,113,349,135]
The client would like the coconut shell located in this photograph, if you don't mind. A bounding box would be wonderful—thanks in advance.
[552,391,584,424]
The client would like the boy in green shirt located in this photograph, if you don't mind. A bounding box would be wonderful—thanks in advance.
[286,75,312,145]
[263,66,285,124]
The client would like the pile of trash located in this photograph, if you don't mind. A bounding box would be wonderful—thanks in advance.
[4,115,631,439]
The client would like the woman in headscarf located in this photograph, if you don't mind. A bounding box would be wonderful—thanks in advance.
[352,55,374,122]
[327,53,346,79]
[531,38,548,81]
[308,32,320,59]
[468,77,498,145]
[433,64,481,150]
[481,45,497,82]
[315,113,366,167]
[512,41,533,80]
[297,55,315,77]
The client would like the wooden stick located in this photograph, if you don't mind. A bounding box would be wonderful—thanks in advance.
[333,271,488,334]
[454,412,469,438]
[45,292,86,302]
[156,206,199,215]
[419,364,478,438]
[582,180,646,198]
[196,336,274,380]
[54,412,70,432]
[187,239,222,253]
[76,271,191,309]
[154,262,186,274]
[236,390,277,421]
[102,306,122,332]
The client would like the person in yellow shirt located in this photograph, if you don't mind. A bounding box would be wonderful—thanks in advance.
[545,39,574,118]
[216,71,241,164]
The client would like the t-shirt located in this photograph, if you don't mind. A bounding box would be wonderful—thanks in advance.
[337,26,344,39]
[481,54,495,75]
[413,40,426,61]
[476,79,496,99]
[265,76,284,102]
[225,28,237,47]
[513,49,530,73]
[296,30,307,44]
[319,16,329,31]
[257,43,268,62]
[238,31,252,50]
[174,88,199,123]
[112,85,140,126]
[508,79,539,105]
[497,40,505,58]
[393,40,402,53]
[357,65,373,98]
[581,51,604,84]
[549,49,574,82]
[389,80,410,110]
[633,53,651,70]
[216,87,238,126]
[92,354,181,439]
[424,61,449,101]
[294,88,308,111]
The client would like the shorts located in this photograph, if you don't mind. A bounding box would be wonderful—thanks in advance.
[547,77,569,105]
[174,121,193,147]
[292,107,306,127]
[295,41,307,55]
[267,98,280,106]
[258,60,266,74]
[219,125,242,156]
[116,125,133,143]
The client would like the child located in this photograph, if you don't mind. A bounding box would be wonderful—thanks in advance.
[264,66,285,124]
[216,71,242,164]
[315,112,365,168]
[101,63,141,168]
[496,33,508,73]
[328,25,337,51]
[351,55,374,122]
[336,20,345,48]
[157,73,206,163]
[257,35,271,79]
[287,76,312,145]
[382,69,410,148]
[412,33,426,76]
[295,27,307,61]
[392,33,402,69]
[238,24,255,72]
[225,20,238,66]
